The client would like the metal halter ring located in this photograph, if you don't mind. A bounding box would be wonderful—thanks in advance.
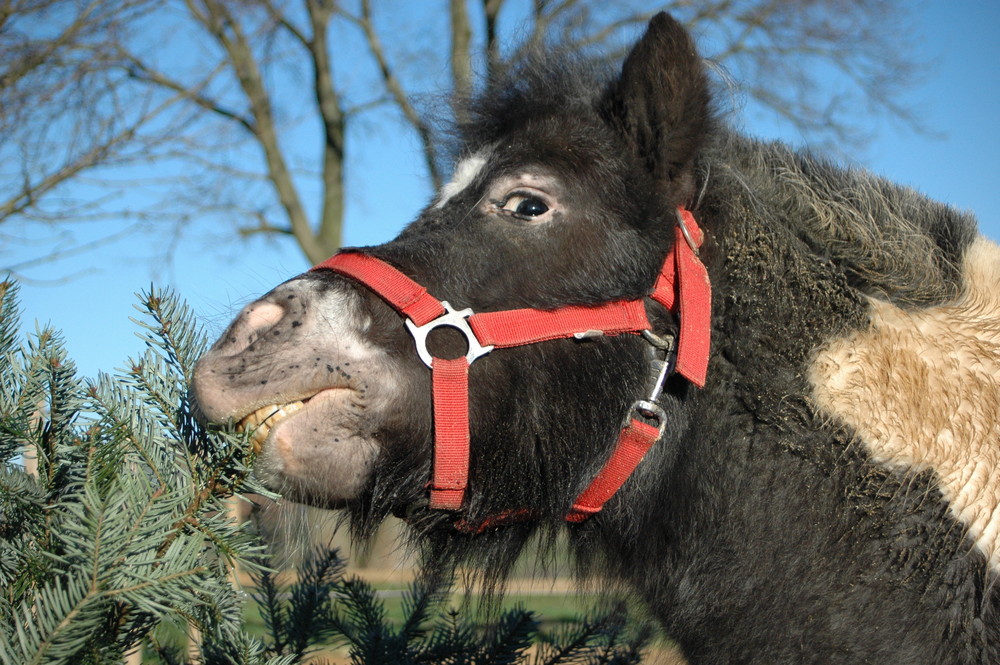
[632,399,668,439]
[404,301,494,368]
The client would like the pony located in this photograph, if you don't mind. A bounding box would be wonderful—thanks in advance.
[193,13,1000,663]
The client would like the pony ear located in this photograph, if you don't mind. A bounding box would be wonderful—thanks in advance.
[600,13,710,199]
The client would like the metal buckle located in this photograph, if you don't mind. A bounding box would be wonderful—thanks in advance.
[622,328,675,442]
[404,301,494,368]
[641,329,675,404]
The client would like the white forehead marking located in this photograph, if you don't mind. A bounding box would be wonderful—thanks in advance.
[435,152,488,209]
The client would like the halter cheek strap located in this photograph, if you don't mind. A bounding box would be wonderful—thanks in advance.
[311,208,711,526]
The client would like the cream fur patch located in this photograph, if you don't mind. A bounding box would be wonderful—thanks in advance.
[810,237,1000,569]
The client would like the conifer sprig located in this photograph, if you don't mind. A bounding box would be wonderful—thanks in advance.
[0,283,270,665]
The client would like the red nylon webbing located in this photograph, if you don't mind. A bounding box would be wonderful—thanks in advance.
[565,418,662,522]
[470,299,651,347]
[313,252,445,326]
[650,210,711,388]
[674,231,711,387]
[429,357,471,510]
[651,258,677,311]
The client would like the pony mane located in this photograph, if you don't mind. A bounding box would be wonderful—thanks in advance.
[708,133,978,306]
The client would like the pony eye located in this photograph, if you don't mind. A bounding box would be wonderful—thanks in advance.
[500,193,551,220]
[514,197,549,217]
[486,178,559,222]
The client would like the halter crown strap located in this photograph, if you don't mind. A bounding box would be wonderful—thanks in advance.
[650,208,710,387]
[311,208,711,525]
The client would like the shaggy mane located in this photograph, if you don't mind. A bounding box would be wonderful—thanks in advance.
[706,133,977,307]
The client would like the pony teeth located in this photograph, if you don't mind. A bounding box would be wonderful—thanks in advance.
[237,400,304,453]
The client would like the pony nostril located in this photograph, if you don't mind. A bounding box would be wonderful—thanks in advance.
[243,302,285,333]
[218,301,288,356]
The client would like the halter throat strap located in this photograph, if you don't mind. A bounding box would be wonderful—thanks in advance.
[311,208,711,525]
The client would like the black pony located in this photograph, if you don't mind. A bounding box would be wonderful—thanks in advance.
[193,13,1000,663]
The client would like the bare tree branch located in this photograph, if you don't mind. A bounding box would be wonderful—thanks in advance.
[349,0,443,190]
[123,57,255,133]
[185,0,324,263]
[0,1,164,227]
[237,212,294,238]
[0,0,932,276]
[5,224,140,276]
[305,0,346,257]
[259,0,310,49]
[483,0,505,77]
[565,10,659,53]
[450,0,473,125]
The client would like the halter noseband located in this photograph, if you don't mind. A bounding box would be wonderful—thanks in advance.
[311,208,711,530]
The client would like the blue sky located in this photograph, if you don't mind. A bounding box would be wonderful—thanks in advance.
[11,2,1000,379]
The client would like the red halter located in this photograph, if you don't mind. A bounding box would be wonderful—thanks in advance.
[311,208,711,528]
